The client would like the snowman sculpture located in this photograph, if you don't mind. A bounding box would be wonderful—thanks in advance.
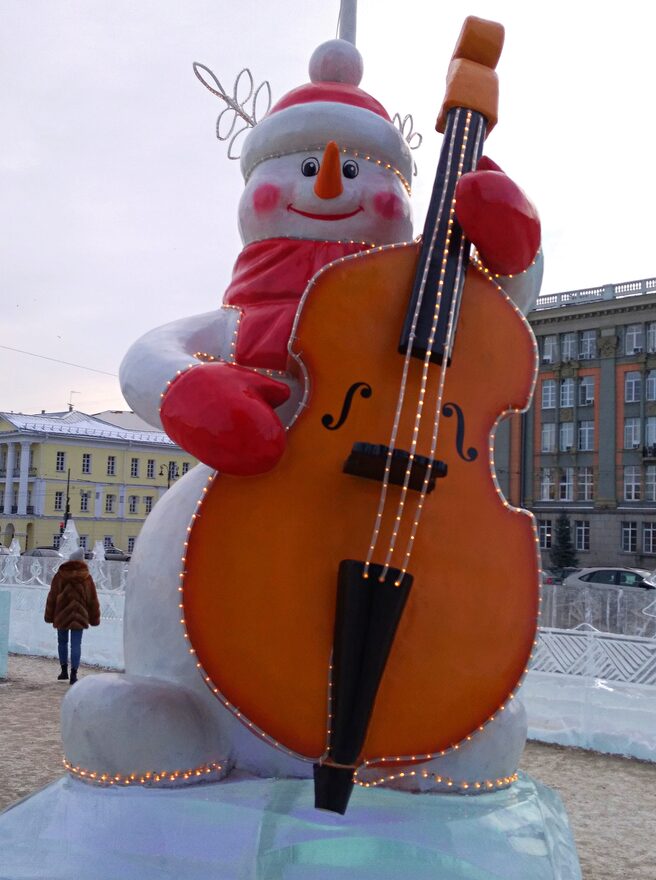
[62,36,543,794]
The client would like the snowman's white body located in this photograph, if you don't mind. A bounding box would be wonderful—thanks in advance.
[62,55,543,790]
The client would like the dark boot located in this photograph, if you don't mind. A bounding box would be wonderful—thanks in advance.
[69,668,78,685]
[57,664,68,681]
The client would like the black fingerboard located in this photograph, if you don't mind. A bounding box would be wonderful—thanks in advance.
[398,107,487,365]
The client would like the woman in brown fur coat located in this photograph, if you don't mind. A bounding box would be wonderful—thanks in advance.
[44,548,100,684]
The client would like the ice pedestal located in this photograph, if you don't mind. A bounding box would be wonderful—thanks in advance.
[0,772,580,879]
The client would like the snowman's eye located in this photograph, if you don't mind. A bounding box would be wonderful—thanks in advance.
[301,157,320,177]
[342,160,359,179]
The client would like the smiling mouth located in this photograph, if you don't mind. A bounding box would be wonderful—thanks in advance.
[287,204,364,221]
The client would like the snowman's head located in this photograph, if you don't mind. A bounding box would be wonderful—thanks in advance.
[238,141,412,246]
[238,40,414,247]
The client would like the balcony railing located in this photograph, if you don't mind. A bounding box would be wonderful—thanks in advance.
[534,276,656,311]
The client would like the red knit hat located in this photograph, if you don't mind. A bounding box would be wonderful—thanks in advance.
[240,40,413,187]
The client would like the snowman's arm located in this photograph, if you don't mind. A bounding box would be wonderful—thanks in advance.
[480,248,544,317]
[119,308,240,430]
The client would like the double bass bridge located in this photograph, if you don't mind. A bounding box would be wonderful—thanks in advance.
[343,442,448,493]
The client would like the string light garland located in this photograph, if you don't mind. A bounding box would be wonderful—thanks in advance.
[244,146,412,194]
[355,768,519,791]
[64,758,224,786]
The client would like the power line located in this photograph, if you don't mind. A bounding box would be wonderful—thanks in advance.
[0,344,117,377]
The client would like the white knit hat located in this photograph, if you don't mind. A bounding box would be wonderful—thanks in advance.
[239,40,413,188]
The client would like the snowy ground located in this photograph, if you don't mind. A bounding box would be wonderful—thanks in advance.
[1,655,655,879]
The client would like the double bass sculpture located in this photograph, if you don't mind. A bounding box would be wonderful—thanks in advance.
[63,14,543,814]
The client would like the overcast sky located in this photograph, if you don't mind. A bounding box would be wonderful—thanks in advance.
[1,1,654,416]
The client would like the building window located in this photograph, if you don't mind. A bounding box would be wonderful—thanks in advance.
[56,451,65,472]
[561,332,577,361]
[538,520,552,549]
[625,371,642,402]
[54,491,63,511]
[79,536,87,550]
[624,418,641,449]
[621,521,637,552]
[540,468,555,501]
[127,536,136,553]
[147,459,155,479]
[623,466,641,501]
[80,491,90,512]
[646,371,656,402]
[646,466,656,502]
[625,323,644,355]
[105,493,116,513]
[578,376,594,406]
[579,330,596,359]
[559,467,574,501]
[144,496,154,514]
[648,323,656,353]
[560,378,575,408]
[643,523,656,554]
[104,536,114,550]
[541,422,556,453]
[542,335,558,364]
[647,418,656,450]
[130,457,139,478]
[107,455,116,476]
[181,462,190,475]
[559,422,574,452]
[81,453,91,474]
[541,379,556,409]
[53,534,62,550]
[128,495,138,514]
[575,520,590,551]
[578,421,594,451]
[577,466,594,501]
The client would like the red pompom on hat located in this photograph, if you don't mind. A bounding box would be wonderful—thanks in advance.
[240,39,413,187]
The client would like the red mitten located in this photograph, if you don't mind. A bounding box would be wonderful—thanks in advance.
[160,362,291,476]
[455,156,540,276]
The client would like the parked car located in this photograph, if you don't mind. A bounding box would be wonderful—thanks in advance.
[104,546,131,562]
[563,567,654,589]
[542,567,581,585]
[21,547,63,558]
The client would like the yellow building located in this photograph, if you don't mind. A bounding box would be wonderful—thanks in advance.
[0,410,196,554]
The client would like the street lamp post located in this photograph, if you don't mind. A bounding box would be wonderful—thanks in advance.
[60,468,71,534]
[159,462,180,489]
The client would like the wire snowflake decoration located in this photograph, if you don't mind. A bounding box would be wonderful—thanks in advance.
[193,63,272,160]
[193,61,423,174]
[392,113,422,176]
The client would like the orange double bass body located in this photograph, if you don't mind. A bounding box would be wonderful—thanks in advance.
[183,16,540,804]
[184,248,539,762]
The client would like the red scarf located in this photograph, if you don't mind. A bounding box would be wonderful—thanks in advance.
[223,238,371,371]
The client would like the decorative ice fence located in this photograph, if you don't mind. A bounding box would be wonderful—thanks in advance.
[1,555,125,669]
[522,582,656,761]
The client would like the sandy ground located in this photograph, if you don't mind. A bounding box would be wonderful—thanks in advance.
[1,654,655,878]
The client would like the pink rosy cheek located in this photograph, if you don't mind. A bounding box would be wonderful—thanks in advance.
[373,191,405,221]
[252,183,281,214]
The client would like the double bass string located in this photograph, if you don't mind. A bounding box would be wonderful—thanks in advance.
[380,109,479,582]
[364,108,463,579]
[396,112,487,583]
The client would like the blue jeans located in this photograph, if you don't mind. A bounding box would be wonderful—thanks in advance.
[57,629,83,669]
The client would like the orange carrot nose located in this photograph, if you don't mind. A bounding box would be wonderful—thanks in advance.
[314,141,344,200]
